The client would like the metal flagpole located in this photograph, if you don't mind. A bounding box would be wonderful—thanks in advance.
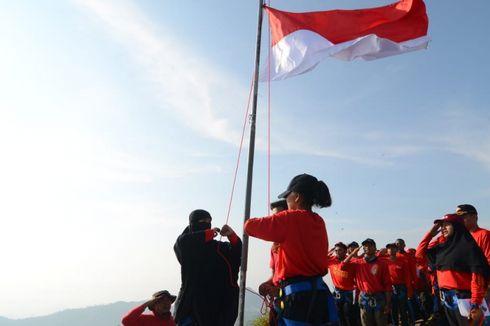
[237,0,265,325]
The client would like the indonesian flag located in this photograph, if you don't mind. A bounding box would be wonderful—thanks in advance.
[261,0,429,81]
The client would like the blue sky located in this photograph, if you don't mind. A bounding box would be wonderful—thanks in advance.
[1,0,489,319]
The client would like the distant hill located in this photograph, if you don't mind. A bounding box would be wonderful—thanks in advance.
[0,290,265,326]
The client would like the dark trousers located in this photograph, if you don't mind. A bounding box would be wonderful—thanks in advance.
[440,289,470,326]
[392,284,409,326]
[334,289,359,326]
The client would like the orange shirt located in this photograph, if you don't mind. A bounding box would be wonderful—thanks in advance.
[328,256,356,291]
[245,209,329,283]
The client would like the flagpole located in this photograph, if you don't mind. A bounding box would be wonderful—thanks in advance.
[237,0,265,325]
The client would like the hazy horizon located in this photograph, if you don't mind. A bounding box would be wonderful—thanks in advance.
[1,0,489,319]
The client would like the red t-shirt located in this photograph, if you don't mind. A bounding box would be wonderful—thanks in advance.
[471,227,490,266]
[381,256,413,297]
[121,304,176,326]
[245,209,329,283]
[342,257,391,294]
[328,256,356,291]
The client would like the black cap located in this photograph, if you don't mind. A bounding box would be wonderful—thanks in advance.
[189,209,212,224]
[386,243,397,249]
[361,238,376,246]
[278,174,318,198]
[456,204,478,216]
[347,241,359,248]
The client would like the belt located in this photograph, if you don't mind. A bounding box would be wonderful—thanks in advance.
[282,277,327,296]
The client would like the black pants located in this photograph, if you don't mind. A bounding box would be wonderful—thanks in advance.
[334,289,359,326]
[440,289,470,326]
[279,277,337,325]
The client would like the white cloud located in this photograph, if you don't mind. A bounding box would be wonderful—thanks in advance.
[76,0,248,145]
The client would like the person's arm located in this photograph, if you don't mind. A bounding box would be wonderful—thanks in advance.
[121,301,153,326]
[218,224,243,275]
[340,247,359,271]
[343,247,360,264]
[415,223,441,263]
[244,213,288,243]
[469,272,487,323]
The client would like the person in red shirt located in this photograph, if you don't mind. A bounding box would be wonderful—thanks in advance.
[328,242,359,326]
[122,290,177,326]
[407,248,433,323]
[456,205,490,266]
[394,239,417,324]
[258,199,288,326]
[343,239,392,326]
[382,243,411,326]
[416,213,490,326]
[245,173,337,326]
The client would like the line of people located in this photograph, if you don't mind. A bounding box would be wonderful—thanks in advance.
[121,173,489,326]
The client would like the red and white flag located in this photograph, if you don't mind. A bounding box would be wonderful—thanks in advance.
[261,0,429,81]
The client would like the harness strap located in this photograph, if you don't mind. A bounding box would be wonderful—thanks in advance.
[283,277,327,296]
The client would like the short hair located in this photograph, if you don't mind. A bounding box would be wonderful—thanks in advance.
[334,242,347,250]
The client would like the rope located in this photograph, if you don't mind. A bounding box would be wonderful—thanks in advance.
[223,71,255,226]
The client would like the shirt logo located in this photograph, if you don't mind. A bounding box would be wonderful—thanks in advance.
[371,265,378,275]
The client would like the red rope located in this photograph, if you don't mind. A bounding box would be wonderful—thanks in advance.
[224,71,255,226]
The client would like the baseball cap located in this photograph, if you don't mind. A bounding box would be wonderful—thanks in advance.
[433,213,464,224]
[347,241,359,248]
[278,174,318,198]
[455,204,478,216]
[361,238,376,246]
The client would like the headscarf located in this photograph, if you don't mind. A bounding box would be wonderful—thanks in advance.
[427,215,490,279]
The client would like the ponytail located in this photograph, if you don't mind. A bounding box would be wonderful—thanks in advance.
[314,180,332,208]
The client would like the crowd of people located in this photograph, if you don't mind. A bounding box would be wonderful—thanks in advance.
[120,173,489,326]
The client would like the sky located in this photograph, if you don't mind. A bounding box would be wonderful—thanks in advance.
[1,0,489,319]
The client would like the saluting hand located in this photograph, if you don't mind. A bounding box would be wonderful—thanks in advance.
[429,222,441,238]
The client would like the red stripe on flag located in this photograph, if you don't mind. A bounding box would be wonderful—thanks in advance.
[266,0,428,46]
